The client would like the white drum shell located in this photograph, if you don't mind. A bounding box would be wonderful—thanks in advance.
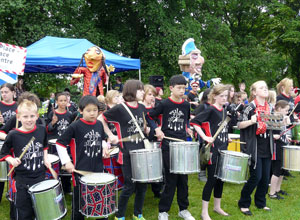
[282,145,300,171]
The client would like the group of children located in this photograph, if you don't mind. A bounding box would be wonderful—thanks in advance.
[0,74,298,220]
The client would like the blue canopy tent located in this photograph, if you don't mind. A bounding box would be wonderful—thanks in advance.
[25,36,141,78]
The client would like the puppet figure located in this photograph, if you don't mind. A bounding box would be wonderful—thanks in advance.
[179,38,221,94]
[71,46,114,96]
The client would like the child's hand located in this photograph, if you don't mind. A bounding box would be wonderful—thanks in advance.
[51,114,58,125]
[155,127,164,141]
[251,114,257,124]
[108,135,118,145]
[44,157,51,169]
[64,161,75,173]
[144,126,150,135]
[6,157,21,167]
[103,147,110,158]
[273,134,280,140]
[283,116,291,125]
[204,136,214,143]
[0,114,4,124]
[187,128,193,138]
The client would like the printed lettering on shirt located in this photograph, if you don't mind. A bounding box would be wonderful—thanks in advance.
[22,141,44,170]
[57,118,70,136]
[83,130,101,157]
[168,108,184,131]
[127,116,143,143]
[2,110,16,122]
[216,121,228,143]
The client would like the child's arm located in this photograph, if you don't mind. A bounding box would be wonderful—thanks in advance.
[193,125,214,143]
[98,115,118,144]
[6,157,21,168]
[43,149,51,169]
[238,114,256,129]
[56,144,74,173]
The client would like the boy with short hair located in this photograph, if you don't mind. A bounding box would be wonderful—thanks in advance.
[147,75,195,220]
[0,99,50,219]
[56,95,110,220]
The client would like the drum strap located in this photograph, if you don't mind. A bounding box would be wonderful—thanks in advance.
[121,103,151,149]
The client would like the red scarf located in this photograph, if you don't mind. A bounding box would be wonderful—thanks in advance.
[254,99,270,135]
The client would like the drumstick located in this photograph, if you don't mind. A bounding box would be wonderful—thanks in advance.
[49,166,58,180]
[230,141,246,144]
[143,112,147,126]
[107,147,117,154]
[119,133,140,142]
[163,136,185,142]
[61,166,94,176]
[289,103,298,117]
[7,137,35,176]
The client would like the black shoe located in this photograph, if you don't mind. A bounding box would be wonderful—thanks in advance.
[153,193,161,198]
[269,192,284,200]
[278,190,288,196]
[240,208,252,216]
[283,176,288,180]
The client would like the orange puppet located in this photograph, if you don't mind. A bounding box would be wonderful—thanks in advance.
[71,46,111,96]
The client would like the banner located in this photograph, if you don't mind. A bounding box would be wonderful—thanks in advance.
[0,42,27,75]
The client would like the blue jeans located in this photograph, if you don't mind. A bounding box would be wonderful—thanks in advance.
[238,157,271,209]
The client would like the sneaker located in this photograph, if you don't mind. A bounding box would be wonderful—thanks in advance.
[278,190,288,196]
[115,217,125,220]
[158,212,169,220]
[269,192,284,200]
[178,210,195,220]
[133,214,146,220]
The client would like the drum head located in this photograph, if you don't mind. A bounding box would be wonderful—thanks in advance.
[29,179,59,193]
[169,141,199,147]
[228,133,240,139]
[48,154,60,163]
[220,150,249,158]
[48,139,57,145]
[130,148,160,155]
[80,173,115,185]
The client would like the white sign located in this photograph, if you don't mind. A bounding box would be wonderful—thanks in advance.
[0,42,27,75]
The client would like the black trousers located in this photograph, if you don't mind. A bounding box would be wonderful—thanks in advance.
[116,160,147,218]
[0,182,4,203]
[72,175,108,220]
[202,163,224,201]
[159,149,189,212]
[14,175,44,220]
[238,157,271,209]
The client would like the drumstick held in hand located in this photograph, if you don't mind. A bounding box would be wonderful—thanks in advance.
[163,136,185,142]
[230,141,246,144]
[119,133,140,142]
[289,103,298,117]
[61,166,94,176]
[7,137,35,176]
[49,166,58,180]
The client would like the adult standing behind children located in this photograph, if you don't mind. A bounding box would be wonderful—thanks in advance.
[99,79,148,220]
[0,100,50,219]
[147,75,195,220]
[0,83,17,126]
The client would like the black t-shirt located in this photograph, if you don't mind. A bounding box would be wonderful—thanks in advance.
[190,105,228,163]
[46,110,73,139]
[273,129,288,161]
[0,125,47,178]
[148,97,190,141]
[0,101,17,124]
[67,102,78,113]
[56,118,105,172]
[103,102,146,164]
[187,91,199,110]
[112,83,123,92]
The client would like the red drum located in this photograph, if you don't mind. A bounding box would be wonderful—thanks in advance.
[79,173,117,218]
[45,154,60,179]
[103,148,124,190]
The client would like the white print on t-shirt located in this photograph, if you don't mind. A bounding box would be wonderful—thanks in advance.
[57,118,70,136]
[2,110,16,123]
[168,108,184,131]
[84,130,101,157]
[216,121,228,143]
[127,116,143,143]
[22,141,44,170]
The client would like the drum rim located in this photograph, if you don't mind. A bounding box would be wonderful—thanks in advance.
[79,172,116,185]
[131,176,163,183]
[28,179,60,193]
[169,141,199,146]
[129,148,161,154]
[219,150,250,158]
[282,145,300,149]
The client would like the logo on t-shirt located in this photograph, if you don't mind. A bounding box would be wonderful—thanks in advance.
[57,118,70,136]
[83,130,101,157]
[22,141,44,170]
[2,110,16,123]
[127,116,143,143]
[168,108,184,131]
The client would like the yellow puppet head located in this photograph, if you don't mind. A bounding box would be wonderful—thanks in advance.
[84,46,105,72]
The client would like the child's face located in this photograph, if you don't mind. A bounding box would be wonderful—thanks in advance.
[170,84,185,98]
[144,91,155,104]
[136,89,145,101]
[57,95,67,109]
[254,82,268,99]
[214,90,228,106]
[81,104,99,122]
[276,106,289,115]
[17,108,38,131]
[112,95,120,105]
[158,89,164,96]
[0,87,14,103]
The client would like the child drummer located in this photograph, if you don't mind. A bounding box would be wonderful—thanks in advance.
[147,75,195,220]
[0,99,50,219]
[56,95,111,220]
[190,84,230,220]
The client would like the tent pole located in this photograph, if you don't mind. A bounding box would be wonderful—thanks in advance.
[139,69,141,81]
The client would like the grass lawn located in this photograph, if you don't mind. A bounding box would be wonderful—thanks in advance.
[0,172,299,220]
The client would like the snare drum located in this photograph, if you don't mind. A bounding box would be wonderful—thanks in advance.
[28,179,67,220]
[0,141,8,182]
[228,133,240,152]
[48,139,57,154]
[292,124,300,142]
[130,148,163,182]
[282,145,300,171]
[215,150,250,184]
[103,148,124,190]
[45,154,60,179]
[79,173,117,218]
[169,142,199,174]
